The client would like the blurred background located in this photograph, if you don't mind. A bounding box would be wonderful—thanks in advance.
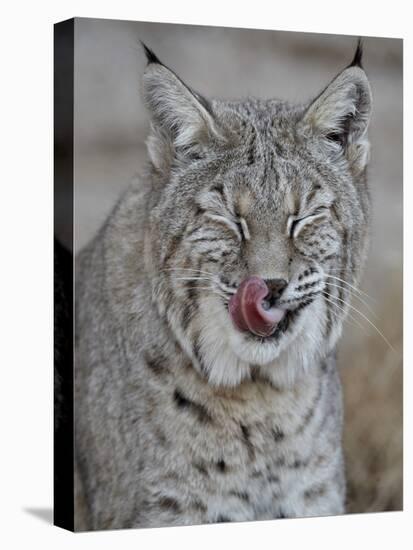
[67,18,403,514]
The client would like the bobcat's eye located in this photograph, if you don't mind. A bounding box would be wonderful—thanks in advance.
[236,217,250,241]
[204,213,249,243]
[287,207,329,239]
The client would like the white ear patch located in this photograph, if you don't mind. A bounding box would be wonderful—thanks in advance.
[142,63,225,155]
[300,65,372,172]
[302,67,372,141]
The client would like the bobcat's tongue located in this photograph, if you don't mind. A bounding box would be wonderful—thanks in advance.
[228,276,286,337]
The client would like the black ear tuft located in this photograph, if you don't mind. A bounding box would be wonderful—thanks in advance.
[348,38,364,69]
[140,41,162,65]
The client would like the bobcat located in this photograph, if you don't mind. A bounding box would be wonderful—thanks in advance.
[75,41,372,530]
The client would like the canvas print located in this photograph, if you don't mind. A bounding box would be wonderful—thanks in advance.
[54,17,403,531]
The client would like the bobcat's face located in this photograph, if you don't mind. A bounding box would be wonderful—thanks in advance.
[143,47,372,387]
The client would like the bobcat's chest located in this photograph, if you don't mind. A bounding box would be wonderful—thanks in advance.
[182,411,319,522]
[148,375,326,521]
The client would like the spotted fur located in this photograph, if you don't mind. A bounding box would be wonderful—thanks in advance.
[75,41,372,530]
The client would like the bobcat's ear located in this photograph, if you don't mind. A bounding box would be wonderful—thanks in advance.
[300,41,372,174]
[141,44,224,170]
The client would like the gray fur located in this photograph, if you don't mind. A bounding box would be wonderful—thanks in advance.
[75,44,372,530]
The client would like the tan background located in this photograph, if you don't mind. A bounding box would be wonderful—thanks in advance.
[72,18,403,513]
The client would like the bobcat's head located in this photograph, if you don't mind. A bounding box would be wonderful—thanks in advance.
[141,42,372,387]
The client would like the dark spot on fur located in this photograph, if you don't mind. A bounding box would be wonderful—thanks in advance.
[194,206,206,218]
[295,379,323,434]
[181,301,196,332]
[249,365,282,390]
[216,515,231,523]
[307,184,322,201]
[216,459,227,473]
[193,337,208,378]
[304,484,327,501]
[240,424,255,461]
[186,280,198,302]
[250,365,259,382]
[324,282,333,338]
[298,270,308,281]
[163,471,180,481]
[192,499,207,513]
[158,496,181,513]
[314,454,328,467]
[295,280,319,293]
[272,426,285,442]
[229,490,250,502]
[154,427,169,447]
[268,474,280,483]
[173,389,212,424]
[323,253,338,262]
[210,183,224,197]
[273,141,285,157]
[193,461,209,476]
[329,202,340,222]
[144,351,169,376]
[162,234,183,267]
[290,458,309,469]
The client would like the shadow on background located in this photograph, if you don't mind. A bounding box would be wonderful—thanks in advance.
[24,508,53,525]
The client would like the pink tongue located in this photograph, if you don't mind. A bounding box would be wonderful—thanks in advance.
[228,276,286,337]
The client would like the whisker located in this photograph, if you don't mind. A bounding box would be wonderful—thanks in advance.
[324,281,377,318]
[324,302,358,332]
[175,276,215,282]
[324,274,376,303]
[180,285,229,299]
[160,266,216,275]
[213,292,230,302]
[322,293,366,332]
[323,291,395,352]
[161,268,234,300]
[183,286,213,291]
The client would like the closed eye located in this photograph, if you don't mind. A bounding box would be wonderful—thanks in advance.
[236,217,250,241]
[204,213,250,242]
[288,207,329,239]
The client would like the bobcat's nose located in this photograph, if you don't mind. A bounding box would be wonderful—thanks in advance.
[263,278,288,303]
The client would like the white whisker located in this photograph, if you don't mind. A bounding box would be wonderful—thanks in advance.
[175,276,215,282]
[324,281,377,318]
[322,293,366,332]
[324,274,376,303]
[161,267,216,277]
[323,291,395,351]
